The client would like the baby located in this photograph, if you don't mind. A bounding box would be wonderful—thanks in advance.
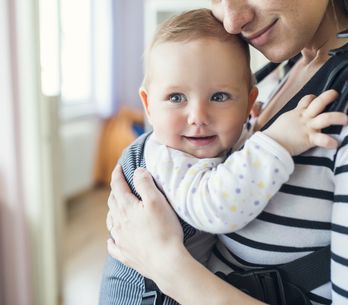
[139,9,336,234]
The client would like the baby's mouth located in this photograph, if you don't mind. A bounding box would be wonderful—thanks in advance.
[183,135,217,146]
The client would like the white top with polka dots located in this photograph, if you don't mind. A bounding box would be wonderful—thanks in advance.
[144,131,294,234]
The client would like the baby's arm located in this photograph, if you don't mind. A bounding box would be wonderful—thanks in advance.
[263,90,347,155]
[146,132,294,234]
[146,90,347,234]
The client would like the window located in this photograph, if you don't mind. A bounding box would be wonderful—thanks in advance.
[60,0,92,105]
[58,0,113,118]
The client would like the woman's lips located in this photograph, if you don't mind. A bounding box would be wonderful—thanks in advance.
[245,20,278,47]
[184,135,217,146]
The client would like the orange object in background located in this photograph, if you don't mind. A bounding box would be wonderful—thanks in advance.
[94,106,144,186]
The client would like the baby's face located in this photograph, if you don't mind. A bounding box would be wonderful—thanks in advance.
[142,38,256,158]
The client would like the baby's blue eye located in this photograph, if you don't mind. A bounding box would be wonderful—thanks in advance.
[169,93,186,103]
[211,92,230,102]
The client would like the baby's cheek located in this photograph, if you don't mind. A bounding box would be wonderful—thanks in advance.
[222,131,241,148]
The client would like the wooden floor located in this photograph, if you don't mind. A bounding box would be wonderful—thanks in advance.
[63,187,110,305]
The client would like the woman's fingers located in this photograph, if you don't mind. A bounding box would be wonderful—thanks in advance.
[108,165,142,243]
[133,167,166,205]
[110,164,131,196]
[110,164,140,207]
[110,226,119,243]
[304,89,339,117]
[107,191,124,222]
[107,238,123,262]
[107,193,115,211]
[106,210,113,232]
[105,165,184,277]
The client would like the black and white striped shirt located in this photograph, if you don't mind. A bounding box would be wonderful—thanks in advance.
[99,45,348,305]
[209,46,348,305]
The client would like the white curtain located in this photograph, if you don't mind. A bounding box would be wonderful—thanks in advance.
[0,0,59,304]
[0,0,35,304]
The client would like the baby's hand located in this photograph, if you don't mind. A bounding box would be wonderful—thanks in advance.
[264,90,348,156]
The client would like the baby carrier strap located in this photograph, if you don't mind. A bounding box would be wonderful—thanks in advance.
[321,43,348,134]
[216,245,331,305]
[324,45,348,113]
[277,246,330,294]
[121,132,197,305]
[141,279,164,305]
[119,132,164,305]
[254,53,301,84]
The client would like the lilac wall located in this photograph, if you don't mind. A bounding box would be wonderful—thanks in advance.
[112,0,145,112]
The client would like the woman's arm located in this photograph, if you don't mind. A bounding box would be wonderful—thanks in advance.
[146,242,265,305]
[107,165,265,305]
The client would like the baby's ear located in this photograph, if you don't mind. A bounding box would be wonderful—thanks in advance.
[139,87,152,125]
[247,86,259,115]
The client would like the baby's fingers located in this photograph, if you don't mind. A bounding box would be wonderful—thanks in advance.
[305,90,339,117]
[297,94,316,109]
[308,112,348,129]
[309,133,338,149]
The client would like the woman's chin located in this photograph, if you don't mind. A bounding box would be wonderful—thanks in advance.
[257,44,302,63]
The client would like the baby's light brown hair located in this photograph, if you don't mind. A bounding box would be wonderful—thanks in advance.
[142,8,253,89]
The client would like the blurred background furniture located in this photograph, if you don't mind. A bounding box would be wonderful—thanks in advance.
[94,106,144,186]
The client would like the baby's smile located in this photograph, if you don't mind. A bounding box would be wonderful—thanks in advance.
[182,135,217,147]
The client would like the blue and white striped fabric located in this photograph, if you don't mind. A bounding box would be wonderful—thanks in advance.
[99,133,216,305]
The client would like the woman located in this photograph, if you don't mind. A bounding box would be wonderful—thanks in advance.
[105,1,348,304]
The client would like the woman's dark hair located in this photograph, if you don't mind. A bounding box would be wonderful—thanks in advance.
[345,0,348,12]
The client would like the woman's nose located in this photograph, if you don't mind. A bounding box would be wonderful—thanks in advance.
[221,0,254,34]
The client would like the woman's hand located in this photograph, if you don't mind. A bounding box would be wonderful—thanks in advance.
[107,164,184,280]
[107,165,265,305]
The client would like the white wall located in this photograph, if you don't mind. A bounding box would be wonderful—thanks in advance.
[60,116,102,198]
